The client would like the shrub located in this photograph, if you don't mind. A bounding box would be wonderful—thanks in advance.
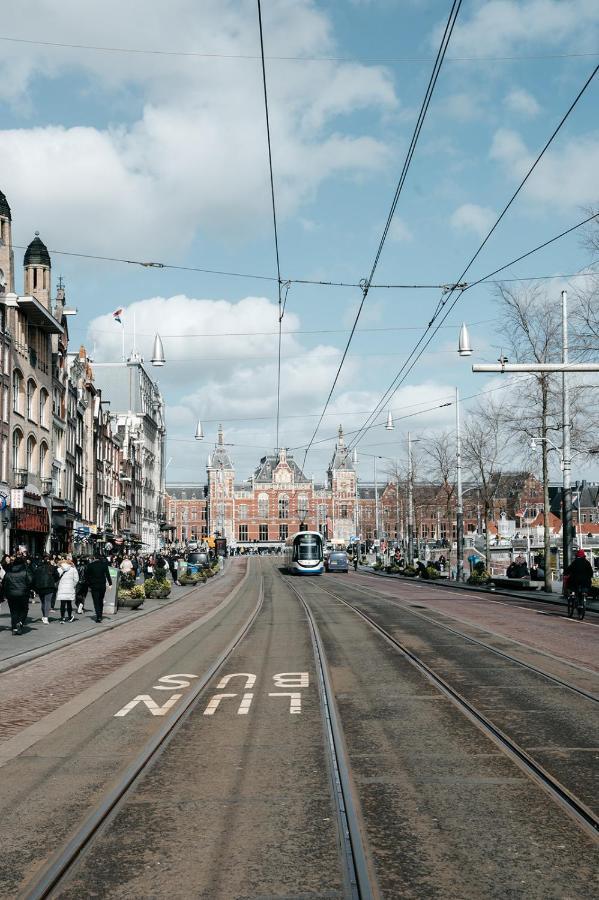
[467,570,491,585]
[402,565,418,577]
[425,565,440,580]
[119,572,136,590]
[144,577,172,599]
[178,572,194,586]
[372,561,383,571]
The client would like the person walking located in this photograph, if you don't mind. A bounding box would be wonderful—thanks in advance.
[56,558,79,623]
[32,554,59,624]
[85,552,112,623]
[2,552,33,634]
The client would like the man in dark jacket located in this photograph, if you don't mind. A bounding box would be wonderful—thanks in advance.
[85,552,112,623]
[566,549,593,594]
[32,554,59,624]
[2,553,34,634]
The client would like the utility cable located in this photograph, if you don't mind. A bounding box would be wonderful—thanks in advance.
[301,0,463,470]
[347,57,599,451]
[256,0,284,450]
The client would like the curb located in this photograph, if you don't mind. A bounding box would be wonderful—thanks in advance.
[357,567,599,615]
[0,562,244,675]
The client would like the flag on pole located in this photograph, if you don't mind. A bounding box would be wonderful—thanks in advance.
[112,307,124,324]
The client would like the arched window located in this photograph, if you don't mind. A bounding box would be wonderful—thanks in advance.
[27,379,37,420]
[39,389,48,427]
[298,494,308,519]
[278,494,289,519]
[26,435,37,475]
[12,428,23,470]
[258,493,269,518]
[39,442,49,479]
[12,370,23,414]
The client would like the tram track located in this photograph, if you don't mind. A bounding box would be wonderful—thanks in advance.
[284,576,378,900]
[20,575,265,900]
[311,579,599,843]
[333,578,599,703]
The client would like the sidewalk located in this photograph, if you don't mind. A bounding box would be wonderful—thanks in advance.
[0,573,220,673]
[359,566,599,614]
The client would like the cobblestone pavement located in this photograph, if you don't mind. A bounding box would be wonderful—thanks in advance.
[0,560,246,743]
[352,571,599,673]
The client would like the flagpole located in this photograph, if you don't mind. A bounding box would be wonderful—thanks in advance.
[122,318,125,362]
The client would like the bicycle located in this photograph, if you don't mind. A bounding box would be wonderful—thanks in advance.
[566,585,587,620]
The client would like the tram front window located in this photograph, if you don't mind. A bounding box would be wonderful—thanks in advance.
[294,536,320,561]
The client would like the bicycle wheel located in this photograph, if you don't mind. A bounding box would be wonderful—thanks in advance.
[577,594,586,621]
[567,593,575,618]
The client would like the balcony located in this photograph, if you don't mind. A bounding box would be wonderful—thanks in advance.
[12,467,28,488]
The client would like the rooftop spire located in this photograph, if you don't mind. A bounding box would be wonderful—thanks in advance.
[217,424,224,446]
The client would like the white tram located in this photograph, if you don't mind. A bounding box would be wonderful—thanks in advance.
[284,530,324,575]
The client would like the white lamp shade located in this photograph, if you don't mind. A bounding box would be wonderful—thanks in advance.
[458,322,472,357]
[195,418,204,440]
[151,333,165,366]
[352,448,358,465]
[385,410,394,430]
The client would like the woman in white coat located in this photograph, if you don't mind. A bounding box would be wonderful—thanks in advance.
[56,558,79,623]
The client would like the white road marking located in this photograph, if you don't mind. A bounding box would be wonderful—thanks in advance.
[269,691,302,714]
[203,693,237,715]
[217,673,256,690]
[153,674,198,690]
[114,694,182,717]
[237,693,254,715]
[273,672,309,687]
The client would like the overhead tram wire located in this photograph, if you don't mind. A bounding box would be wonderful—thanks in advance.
[300,0,463,471]
[347,60,599,452]
[256,0,284,450]
[347,211,599,451]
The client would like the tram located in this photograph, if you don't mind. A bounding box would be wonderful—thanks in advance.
[284,530,324,575]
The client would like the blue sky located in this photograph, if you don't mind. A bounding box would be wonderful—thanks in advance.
[0,1,598,483]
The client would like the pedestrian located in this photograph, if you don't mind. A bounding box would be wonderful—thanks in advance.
[56,558,79,623]
[120,555,133,576]
[32,553,59,624]
[1,551,33,634]
[565,549,593,596]
[85,551,112,623]
[168,553,179,585]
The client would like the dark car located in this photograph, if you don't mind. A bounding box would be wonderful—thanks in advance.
[326,551,349,573]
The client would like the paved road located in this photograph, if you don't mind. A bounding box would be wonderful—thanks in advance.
[1,560,597,897]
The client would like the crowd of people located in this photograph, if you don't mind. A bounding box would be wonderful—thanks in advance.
[0,548,190,636]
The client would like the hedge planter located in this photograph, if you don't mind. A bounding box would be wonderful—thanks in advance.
[143,577,172,600]
[117,584,146,610]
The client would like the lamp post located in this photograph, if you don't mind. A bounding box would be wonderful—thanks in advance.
[455,387,464,581]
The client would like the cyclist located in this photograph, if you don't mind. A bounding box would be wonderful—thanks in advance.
[565,549,593,619]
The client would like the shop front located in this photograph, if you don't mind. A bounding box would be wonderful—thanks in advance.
[11,499,50,557]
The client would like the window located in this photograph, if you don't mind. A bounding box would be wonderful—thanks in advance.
[259,524,268,541]
[12,370,22,414]
[2,384,8,423]
[39,389,48,428]
[239,524,248,541]
[27,379,36,420]
[318,504,327,523]
[278,494,289,519]
[298,494,308,519]
[26,435,36,474]
[1,435,7,482]
[279,524,288,541]
[340,504,348,518]
[12,429,22,469]
[258,493,269,517]
[238,504,248,520]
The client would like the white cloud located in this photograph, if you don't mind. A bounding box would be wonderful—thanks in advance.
[442,92,485,123]
[388,217,413,243]
[504,88,541,118]
[490,128,599,211]
[450,203,496,238]
[0,1,397,256]
[443,1,599,56]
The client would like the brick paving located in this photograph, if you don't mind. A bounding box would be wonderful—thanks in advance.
[0,560,246,743]
[353,571,599,673]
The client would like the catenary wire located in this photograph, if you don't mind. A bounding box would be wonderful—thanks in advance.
[256,0,284,450]
[301,0,463,470]
[1,35,597,64]
[347,55,599,453]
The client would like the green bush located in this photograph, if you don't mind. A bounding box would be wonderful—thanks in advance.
[467,570,491,585]
[143,577,172,599]
[372,561,383,571]
[402,565,418,577]
[119,572,136,590]
[425,565,440,580]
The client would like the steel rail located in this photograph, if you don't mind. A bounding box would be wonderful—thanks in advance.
[317,582,599,843]
[328,579,599,703]
[284,576,377,900]
[21,570,264,900]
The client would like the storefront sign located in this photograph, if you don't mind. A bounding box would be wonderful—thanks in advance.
[10,489,24,509]
[13,504,49,533]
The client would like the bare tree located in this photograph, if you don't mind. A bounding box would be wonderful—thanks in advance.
[424,429,456,527]
[462,400,508,568]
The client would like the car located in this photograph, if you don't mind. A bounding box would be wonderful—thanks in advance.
[326,551,349,573]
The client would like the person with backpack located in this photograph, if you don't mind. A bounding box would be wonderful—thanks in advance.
[32,554,59,624]
[2,552,34,634]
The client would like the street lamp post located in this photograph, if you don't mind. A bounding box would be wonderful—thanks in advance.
[407,432,414,565]
[455,387,464,582]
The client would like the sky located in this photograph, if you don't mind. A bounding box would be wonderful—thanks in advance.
[0,0,598,486]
